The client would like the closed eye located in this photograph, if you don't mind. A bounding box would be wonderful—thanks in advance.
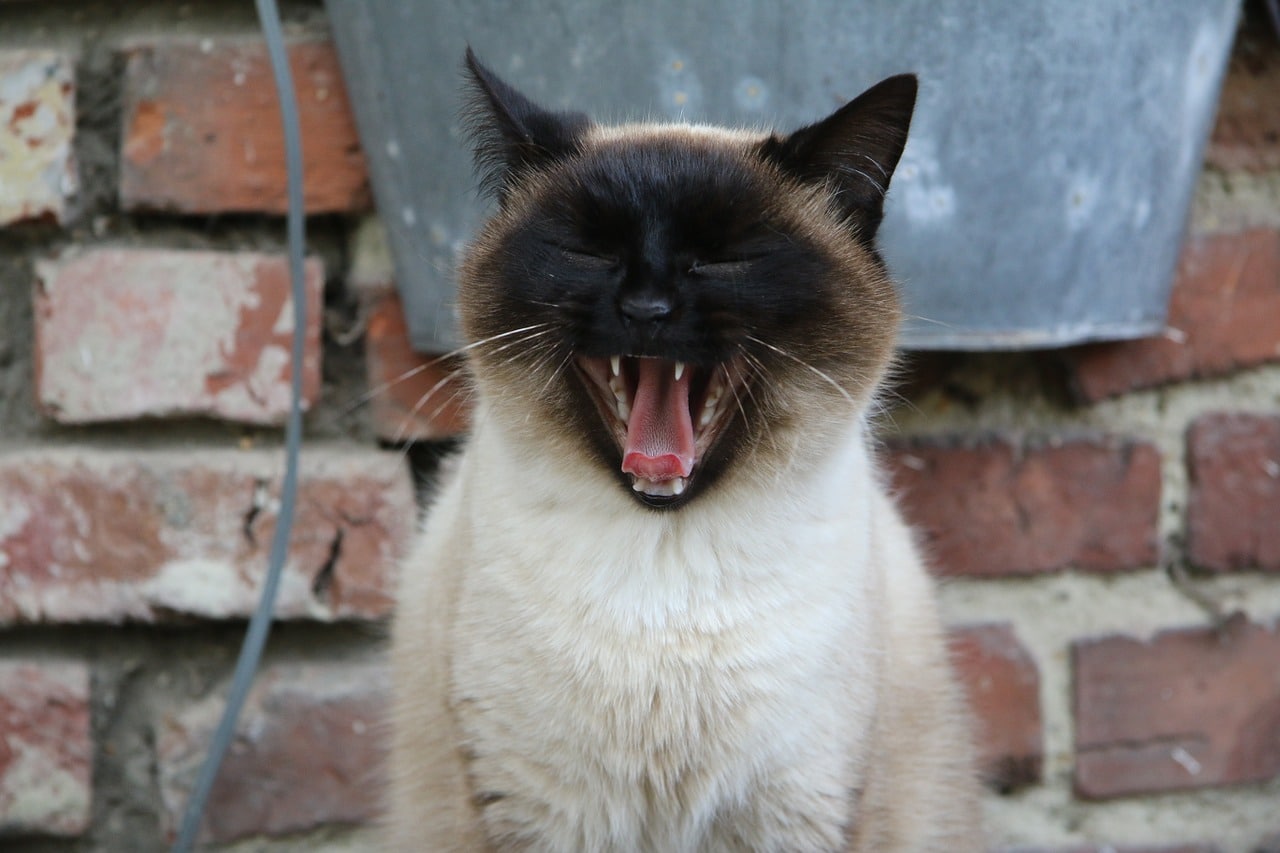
[560,248,619,271]
[689,259,754,278]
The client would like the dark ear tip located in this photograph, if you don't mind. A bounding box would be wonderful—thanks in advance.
[463,46,493,86]
[876,73,918,104]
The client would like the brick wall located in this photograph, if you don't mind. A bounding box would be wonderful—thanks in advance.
[0,2,1276,851]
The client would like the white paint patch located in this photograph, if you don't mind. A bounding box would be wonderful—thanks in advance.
[1171,746,1203,776]
[210,343,292,420]
[0,52,77,225]
[271,297,295,335]
[142,559,250,618]
[0,491,33,540]
[0,740,89,833]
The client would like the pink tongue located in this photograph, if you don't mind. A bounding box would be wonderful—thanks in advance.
[622,359,695,481]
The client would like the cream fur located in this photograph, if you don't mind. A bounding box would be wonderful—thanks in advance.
[386,397,982,851]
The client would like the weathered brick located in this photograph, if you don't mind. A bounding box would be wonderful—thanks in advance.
[156,662,387,843]
[1205,13,1280,173]
[1187,413,1280,573]
[886,436,1161,577]
[0,446,413,623]
[0,49,77,226]
[120,38,369,214]
[34,247,323,425]
[949,623,1043,791]
[365,289,470,442]
[0,660,91,837]
[1062,229,1280,401]
[1073,617,1280,799]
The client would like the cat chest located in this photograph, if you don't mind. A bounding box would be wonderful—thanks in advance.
[448,581,865,850]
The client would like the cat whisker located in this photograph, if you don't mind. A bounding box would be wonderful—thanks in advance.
[536,350,575,400]
[736,350,786,461]
[744,335,856,406]
[840,165,885,196]
[861,154,889,180]
[384,369,476,473]
[389,364,473,447]
[901,313,957,329]
[340,323,554,417]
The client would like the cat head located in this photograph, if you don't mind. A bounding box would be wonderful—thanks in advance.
[457,49,916,509]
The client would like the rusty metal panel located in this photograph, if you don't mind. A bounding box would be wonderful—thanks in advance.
[326,0,1238,351]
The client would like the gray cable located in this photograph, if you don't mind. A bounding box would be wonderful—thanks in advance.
[170,0,306,848]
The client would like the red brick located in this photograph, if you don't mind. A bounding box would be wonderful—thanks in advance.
[0,660,91,837]
[1187,413,1280,573]
[886,436,1161,577]
[34,247,323,425]
[1073,616,1280,799]
[948,623,1043,791]
[1063,229,1280,401]
[364,289,470,442]
[1205,14,1280,173]
[0,446,413,623]
[156,662,387,843]
[120,38,369,214]
[0,50,77,226]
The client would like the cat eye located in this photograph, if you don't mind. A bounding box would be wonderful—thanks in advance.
[689,259,753,279]
[559,248,619,271]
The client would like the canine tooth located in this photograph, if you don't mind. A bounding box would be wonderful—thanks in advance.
[674,361,685,381]
[699,405,716,428]
[610,355,621,377]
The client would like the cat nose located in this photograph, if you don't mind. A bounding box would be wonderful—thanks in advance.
[618,291,675,325]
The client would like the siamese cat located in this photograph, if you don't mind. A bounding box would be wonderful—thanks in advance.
[386,50,982,851]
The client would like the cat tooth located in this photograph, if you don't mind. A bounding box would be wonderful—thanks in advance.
[631,477,685,497]
[612,376,630,421]
[674,361,685,381]
[699,404,716,428]
[610,355,621,377]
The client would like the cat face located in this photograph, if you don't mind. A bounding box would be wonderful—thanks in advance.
[458,50,916,509]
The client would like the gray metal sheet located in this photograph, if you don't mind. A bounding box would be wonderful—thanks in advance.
[326,0,1238,352]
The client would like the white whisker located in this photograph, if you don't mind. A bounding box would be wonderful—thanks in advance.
[745,335,856,406]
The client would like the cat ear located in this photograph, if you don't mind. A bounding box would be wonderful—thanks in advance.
[463,48,592,200]
[758,74,917,242]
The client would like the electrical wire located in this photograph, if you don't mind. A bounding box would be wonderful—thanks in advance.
[170,0,306,847]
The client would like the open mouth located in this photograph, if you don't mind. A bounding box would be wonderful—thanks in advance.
[575,354,745,504]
